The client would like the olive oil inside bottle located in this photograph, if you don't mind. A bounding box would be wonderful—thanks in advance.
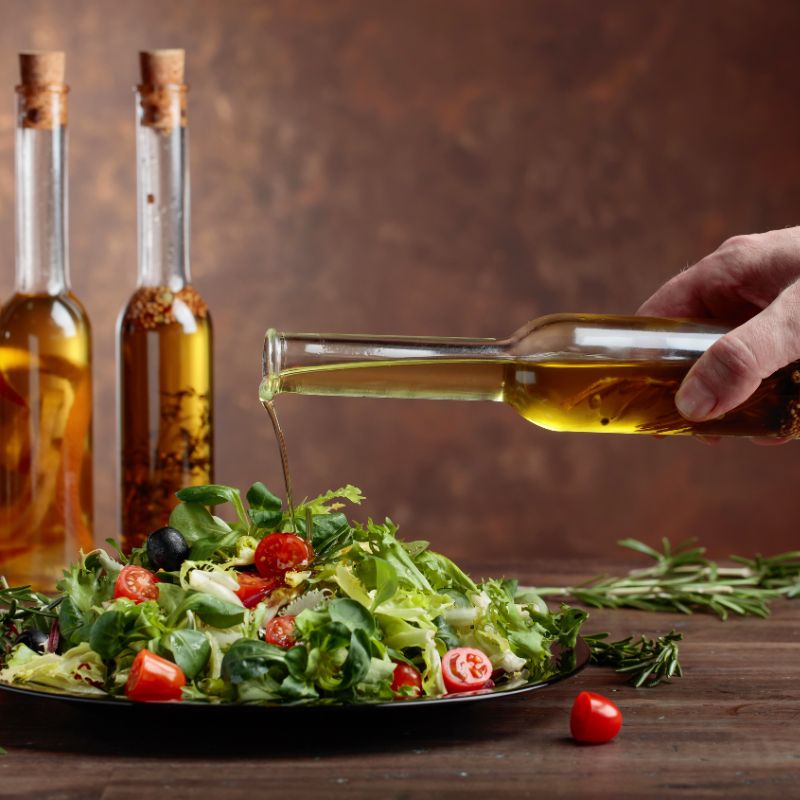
[119,286,212,550]
[265,357,800,438]
[0,293,93,589]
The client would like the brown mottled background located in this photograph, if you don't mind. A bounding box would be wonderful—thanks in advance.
[1,0,799,567]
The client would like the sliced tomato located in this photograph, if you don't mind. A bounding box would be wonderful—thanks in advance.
[391,662,422,698]
[442,647,493,693]
[570,691,622,744]
[264,615,297,648]
[255,533,313,578]
[114,565,159,603]
[125,649,185,702]
[235,572,281,608]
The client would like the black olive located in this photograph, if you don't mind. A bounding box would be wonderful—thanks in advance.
[146,526,190,571]
[16,629,49,654]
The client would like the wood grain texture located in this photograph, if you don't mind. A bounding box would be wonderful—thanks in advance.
[1,560,799,799]
[0,1,798,560]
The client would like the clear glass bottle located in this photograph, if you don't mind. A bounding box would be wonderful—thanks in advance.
[117,50,212,551]
[0,52,93,590]
[261,314,800,438]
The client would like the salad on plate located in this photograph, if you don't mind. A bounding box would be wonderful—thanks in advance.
[0,482,586,704]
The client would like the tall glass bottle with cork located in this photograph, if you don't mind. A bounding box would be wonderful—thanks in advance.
[118,50,213,551]
[0,52,93,590]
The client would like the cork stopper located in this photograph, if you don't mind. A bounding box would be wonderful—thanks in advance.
[17,51,67,129]
[138,49,187,132]
[139,49,185,86]
[20,51,65,85]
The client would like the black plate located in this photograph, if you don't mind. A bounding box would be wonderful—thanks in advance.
[0,638,589,714]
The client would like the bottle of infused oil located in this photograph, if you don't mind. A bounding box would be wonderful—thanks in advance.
[0,52,93,590]
[261,315,800,438]
[118,50,212,550]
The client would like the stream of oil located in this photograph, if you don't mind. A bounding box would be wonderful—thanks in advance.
[261,399,296,530]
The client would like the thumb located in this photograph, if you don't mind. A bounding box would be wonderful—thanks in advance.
[675,287,800,421]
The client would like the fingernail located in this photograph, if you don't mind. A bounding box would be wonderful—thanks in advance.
[675,380,716,420]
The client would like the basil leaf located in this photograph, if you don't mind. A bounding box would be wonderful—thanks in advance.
[221,639,290,684]
[176,484,241,507]
[163,629,211,680]
[173,593,245,629]
[340,629,371,689]
[246,482,282,511]
[89,609,127,660]
[328,598,377,636]
[169,503,229,546]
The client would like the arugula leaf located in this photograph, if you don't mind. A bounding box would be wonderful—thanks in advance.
[310,513,352,560]
[301,485,364,515]
[163,629,211,680]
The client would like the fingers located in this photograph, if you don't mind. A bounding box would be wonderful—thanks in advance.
[675,283,800,421]
[638,230,800,322]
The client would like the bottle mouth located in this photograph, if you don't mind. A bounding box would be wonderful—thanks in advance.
[260,328,284,401]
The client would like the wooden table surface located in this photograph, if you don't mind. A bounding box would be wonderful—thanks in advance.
[1,560,798,800]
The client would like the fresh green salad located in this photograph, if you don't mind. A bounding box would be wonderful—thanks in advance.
[0,482,585,704]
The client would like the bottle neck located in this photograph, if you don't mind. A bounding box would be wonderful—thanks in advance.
[136,84,190,290]
[15,86,69,295]
[261,330,507,402]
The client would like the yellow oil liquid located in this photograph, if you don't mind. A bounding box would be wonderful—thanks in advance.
[264,358,800,438]
[0,293,93,590]
[119,286,212,551]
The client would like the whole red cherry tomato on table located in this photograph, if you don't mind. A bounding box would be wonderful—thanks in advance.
[254,533,313,578]
[441,647,493,693]
[570,691,622,743]
[114,565,159,604]
[125,649,186,703]
[391,662,423,698]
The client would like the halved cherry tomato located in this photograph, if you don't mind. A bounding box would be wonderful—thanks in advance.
[114,565,159,603]
[570,691,622,744]
[125,649,185,702]
[441,647,493,693]
[255,533,313,578]
[235,572,281,608]
[391,662,422,698]
[265,615,296,648]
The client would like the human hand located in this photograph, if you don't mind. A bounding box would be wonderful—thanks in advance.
[637,227,800,432]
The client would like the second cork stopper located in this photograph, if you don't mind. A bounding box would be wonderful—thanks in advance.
[140,49,185,86]
[18,51,67,129]
[138,49,187,133]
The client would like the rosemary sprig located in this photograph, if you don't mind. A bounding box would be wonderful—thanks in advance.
[0,577,61,655]
[531,538,800,620]
[584,630,683,688]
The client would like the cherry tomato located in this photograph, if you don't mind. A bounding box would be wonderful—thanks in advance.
[125,649,186,703]
[114,565,159,604]
[265,615,296,648]
[441,647,493,693]
[255,533,313,578]
[570,691,622,744]
[391,662,422,698]
[235,572,281,608]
